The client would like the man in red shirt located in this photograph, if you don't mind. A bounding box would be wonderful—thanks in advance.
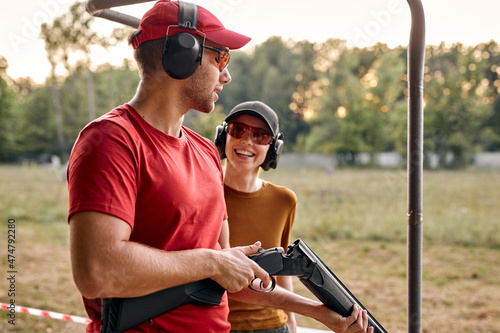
[68,1,372,332]
[68,1,267,332]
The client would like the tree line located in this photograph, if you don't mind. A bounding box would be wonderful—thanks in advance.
[1,3,499,168]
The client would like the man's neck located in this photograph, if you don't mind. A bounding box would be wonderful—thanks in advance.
[128,77,188,137]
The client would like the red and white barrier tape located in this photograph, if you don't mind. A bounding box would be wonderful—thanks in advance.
[1,302,91,324]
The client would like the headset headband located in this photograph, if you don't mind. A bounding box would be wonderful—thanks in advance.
[178,1,198,30]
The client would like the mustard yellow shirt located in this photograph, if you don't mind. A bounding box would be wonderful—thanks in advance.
[225,180,297,330]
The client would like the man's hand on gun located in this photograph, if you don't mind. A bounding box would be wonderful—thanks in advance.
[213,241,272,293]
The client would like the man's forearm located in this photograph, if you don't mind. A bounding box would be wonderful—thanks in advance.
[70,211,220,299]
[89,243,220,298]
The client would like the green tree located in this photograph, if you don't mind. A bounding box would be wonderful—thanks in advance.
[9,61,139,159]
[479,41,500,151]
[15,84,59,157]
[0,57,16,161]
[39,1,130,159]
[4,31,500,165]
[305,44,407,165]
[219,37,319,149]
[359,47,406,160]
[60,60,140,149]
[424,43,496,168]
[306,47,370,163]
[92,60,139,115]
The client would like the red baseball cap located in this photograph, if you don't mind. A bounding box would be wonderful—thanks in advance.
[131,0,251,50]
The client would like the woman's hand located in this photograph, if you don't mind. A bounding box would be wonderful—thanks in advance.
[314,304,375,333]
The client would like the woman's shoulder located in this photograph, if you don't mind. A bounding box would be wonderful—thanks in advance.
[263,181,297,203]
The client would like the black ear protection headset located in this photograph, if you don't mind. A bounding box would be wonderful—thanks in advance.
[214,122,284,171]
[162,1,204,79]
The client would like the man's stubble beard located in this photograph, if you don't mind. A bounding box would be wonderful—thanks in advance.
[182,65,217,114]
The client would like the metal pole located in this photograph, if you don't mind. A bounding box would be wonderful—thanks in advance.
[406,0,425,332]
[86,0,152,28]
[86,0,149,12]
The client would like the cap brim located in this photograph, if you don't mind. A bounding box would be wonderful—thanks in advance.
[225,110,276,136]
[205,29,251,50]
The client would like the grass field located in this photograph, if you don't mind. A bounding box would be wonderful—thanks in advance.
[0,165,499,332]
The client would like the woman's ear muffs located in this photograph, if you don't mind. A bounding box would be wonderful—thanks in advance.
[261,133,284,171]
[214,123,227,159]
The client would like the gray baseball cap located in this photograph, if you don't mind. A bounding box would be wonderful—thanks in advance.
[224,101,279,137]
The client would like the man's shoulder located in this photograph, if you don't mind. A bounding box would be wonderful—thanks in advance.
[93,104,133,128]
[182,126,210,141]
[80,105,136,138]
[182,126,218,151]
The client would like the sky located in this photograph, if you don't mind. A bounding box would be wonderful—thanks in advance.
[1,0,499,84]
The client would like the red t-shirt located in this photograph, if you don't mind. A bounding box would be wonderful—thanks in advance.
[67,104,230,333]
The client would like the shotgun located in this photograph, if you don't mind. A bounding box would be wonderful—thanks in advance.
[100,238,387,333]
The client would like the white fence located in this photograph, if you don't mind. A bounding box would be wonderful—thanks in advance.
[279,152,500,168]
[471,152,500,168]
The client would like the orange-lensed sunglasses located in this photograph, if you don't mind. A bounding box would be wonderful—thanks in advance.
[203,45,230,71]
[227,122,273,145]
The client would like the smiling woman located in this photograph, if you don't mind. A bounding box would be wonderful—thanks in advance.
[214,101,299,332]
